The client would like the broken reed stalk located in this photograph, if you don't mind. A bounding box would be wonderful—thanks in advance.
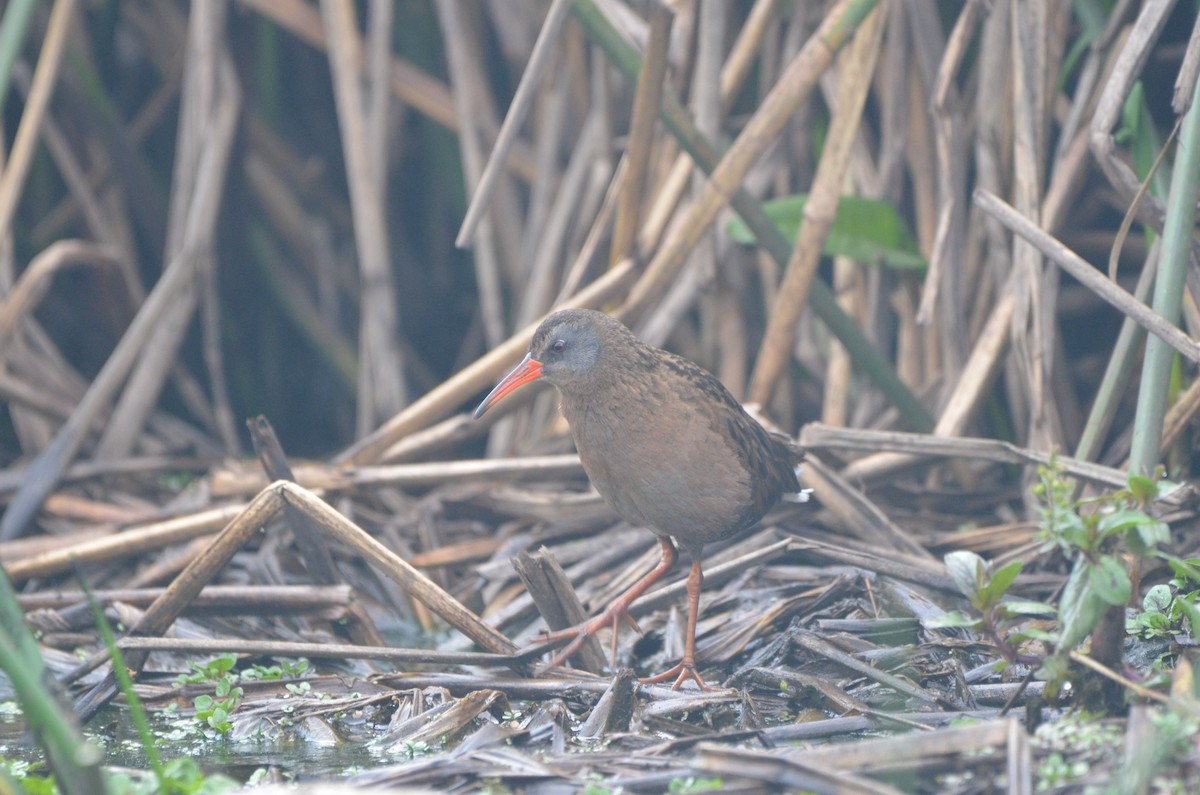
[72,479,520,721]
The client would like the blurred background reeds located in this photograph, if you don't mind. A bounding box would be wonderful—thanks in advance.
[1,0,1196,483]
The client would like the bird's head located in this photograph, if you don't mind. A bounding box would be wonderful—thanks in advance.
[473,308,631,418]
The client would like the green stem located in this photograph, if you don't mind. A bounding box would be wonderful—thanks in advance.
[81,572,167,789]
[1128,77,1200,473]
[1074,250,1154,463]
[0,565,106,794]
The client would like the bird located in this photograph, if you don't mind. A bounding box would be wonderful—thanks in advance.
[473,308,807,690]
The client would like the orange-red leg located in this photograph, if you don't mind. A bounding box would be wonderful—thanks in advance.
[641,555,715,690]
[541,537,678,671]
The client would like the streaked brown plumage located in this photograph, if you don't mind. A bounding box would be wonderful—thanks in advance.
[475,308,805,689]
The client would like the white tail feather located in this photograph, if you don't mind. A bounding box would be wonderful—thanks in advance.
[783,464,812,502]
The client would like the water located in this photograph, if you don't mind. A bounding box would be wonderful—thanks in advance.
[0,699,398,784]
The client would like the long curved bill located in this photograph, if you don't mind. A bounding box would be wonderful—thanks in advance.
[473,353,544,419]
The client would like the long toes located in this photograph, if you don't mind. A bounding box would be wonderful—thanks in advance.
[671,666,714,692]
[640,663,719,691]
[540,625,583,643]
[618,611,643,636]
[534,603,643,672]
[543,631,591,672]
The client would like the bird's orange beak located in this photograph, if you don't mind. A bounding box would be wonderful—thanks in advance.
[473,353,544,419]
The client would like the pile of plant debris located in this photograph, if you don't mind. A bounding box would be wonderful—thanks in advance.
[2,418,1198,792]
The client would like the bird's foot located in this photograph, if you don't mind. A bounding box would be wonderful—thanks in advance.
[640,660,718,691]
[538,602,643,671]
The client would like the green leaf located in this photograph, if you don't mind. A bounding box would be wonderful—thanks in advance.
[1146,613,1171,631]
[162,758,203,788]
[1096,510,1167,551]
[1088,556,1132,606]
[944,551,985,601]
[982,560,1023,603]
[1000,599,1057,617]
[1142,584,1173,613]
[210,653,237,673]
[1061,512,1093,548]
[1176,596,1200,636]
[725,195,926,269]
[924,610,981,630]
[1096,509,1144,537]
[1058,559,1107,651]
[1134,519,1170,550]
[1130,611,1171,638]
[1137,521,1166,552]
[1166,555,1200,587]
[1015,627,1059,644]
[1037,653,1072,685]
[1127,473,1159,504]
[1119,82,1170,202]
[208,706,232,733]
[23,775,60,795]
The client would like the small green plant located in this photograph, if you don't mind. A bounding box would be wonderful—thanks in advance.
[106,757,239,794]
[392,739,434,760]
[1128,560,1200,641]
[1035,461,1171,659]
[1032,458,1185,694]
[934,456,1180,698]
[1036,751,1090,790]
[927,550,1055,666]
[243,768,274,787]
[176,654,244,736]
[4,759,55,795]
[191,686,242,736]
[1032,711,1122,791]
[1148,709,1200,765]
[176,652,239,687]
[79,574,239,793]
[1129,583,1176,639]
[174,655,310,736]
[284,681,311,696]
[240,659,309,682]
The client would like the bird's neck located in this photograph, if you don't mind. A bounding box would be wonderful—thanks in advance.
[557,379,624,420]
[556,361,664,433]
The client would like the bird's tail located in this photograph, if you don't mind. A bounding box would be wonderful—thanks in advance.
[775,435,812,504]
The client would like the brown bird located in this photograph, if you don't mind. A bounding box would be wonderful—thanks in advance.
[474,308,806,689]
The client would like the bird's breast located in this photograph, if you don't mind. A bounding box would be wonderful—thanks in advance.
[563,395,755,545]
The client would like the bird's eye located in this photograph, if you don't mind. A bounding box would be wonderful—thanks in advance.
[550,339,566,354]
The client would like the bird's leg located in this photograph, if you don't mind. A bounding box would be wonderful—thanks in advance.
[641,556,714,691]
[541,537,678,671]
